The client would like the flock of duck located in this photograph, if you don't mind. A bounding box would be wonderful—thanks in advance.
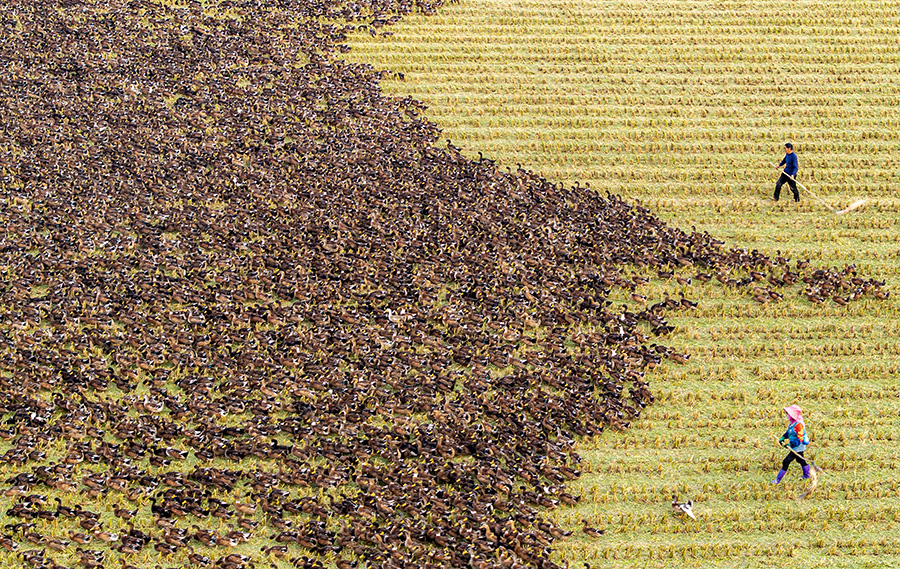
[0,1,886,568]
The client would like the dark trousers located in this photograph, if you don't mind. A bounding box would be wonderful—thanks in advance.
[775,173,799,202]
[782,450,807,471]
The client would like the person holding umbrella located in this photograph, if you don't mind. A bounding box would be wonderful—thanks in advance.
[774,143,800,202]
[772,404,811,484]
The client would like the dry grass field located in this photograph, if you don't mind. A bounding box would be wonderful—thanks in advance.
[347,0,900,566]
[0,2,896,569]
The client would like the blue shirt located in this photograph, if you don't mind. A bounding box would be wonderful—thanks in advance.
[779,153,798,176]
[784,420,809,452]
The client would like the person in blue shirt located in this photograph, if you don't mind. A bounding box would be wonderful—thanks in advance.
[774,143,799,202]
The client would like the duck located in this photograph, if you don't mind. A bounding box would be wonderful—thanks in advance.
[43,537,70,552]
[261,545,288,558]
[54,498,78,518]
[68,531,92,545]
[580,519,605,538]
[671,495,696,519]
[153,540,179,555]
[93,526,119,543]
[0,536,18,552]
[186,547,212,565]
[114,504,137,520]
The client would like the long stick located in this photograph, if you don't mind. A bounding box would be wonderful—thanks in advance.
[772,165,835,212]
[797,471,819,500]
[783,444,825,474]
[773,434,824,473]
[772,165,868,215]
[836,199,869,215]
[773,436,822,500]
[793,180,834,212]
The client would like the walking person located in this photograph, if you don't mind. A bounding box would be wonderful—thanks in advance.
[774,143,800,202]
[772,404,811,484]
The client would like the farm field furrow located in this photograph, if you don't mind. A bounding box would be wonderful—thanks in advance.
[347,0,900,566]
[349,0,900,208]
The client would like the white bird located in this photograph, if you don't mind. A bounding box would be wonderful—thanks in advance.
[671,495,695,519]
